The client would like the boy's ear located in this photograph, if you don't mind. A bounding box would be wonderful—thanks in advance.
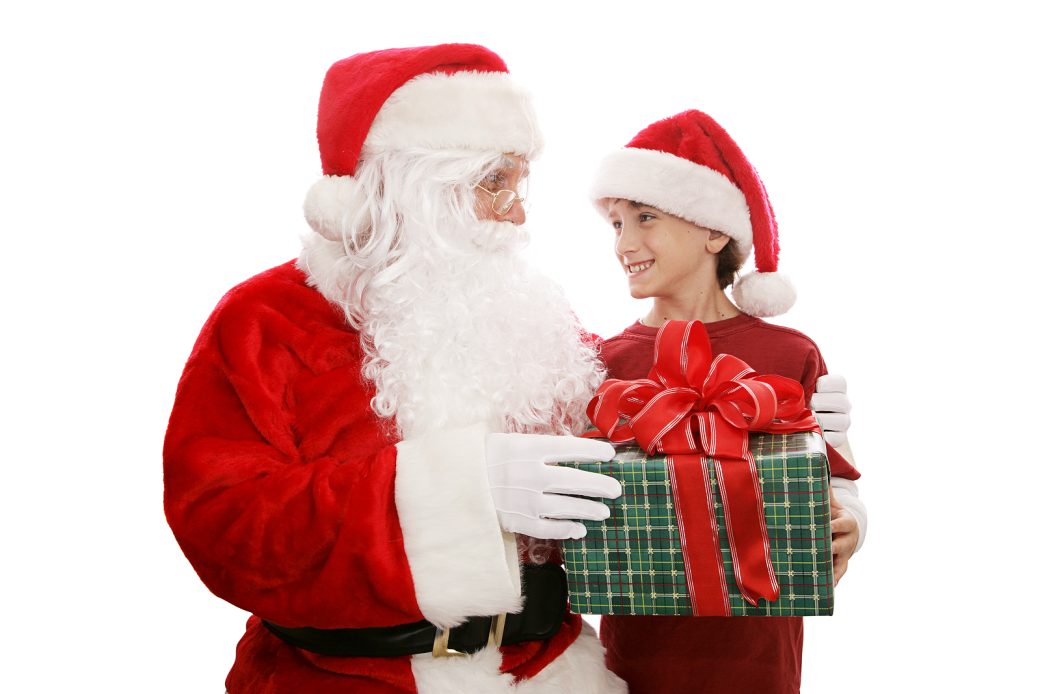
[706,230,731,255]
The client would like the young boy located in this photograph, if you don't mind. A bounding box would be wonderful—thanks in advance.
[588,109,866,694]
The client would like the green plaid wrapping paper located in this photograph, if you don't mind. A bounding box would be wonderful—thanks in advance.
[560,431,834,616]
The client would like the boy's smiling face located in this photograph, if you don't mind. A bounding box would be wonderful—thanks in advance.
[607,199,730,301]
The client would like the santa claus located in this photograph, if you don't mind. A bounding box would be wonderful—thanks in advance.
[164,44,628,693]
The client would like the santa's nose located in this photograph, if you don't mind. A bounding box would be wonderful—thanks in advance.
[502,200,525,225]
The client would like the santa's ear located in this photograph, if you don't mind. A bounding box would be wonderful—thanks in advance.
[706,230,731,255]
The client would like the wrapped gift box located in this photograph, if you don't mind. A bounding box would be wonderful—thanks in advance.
[560,430,833,616]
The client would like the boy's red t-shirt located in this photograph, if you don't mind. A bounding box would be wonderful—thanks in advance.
[597,314,858,694]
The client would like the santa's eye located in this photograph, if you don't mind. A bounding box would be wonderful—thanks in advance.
[482,171,506,190]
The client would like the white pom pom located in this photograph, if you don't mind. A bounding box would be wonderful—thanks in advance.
[732,271,796,317]
[303,175,365,241]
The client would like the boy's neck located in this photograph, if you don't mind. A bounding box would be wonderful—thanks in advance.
[643,290,742,328]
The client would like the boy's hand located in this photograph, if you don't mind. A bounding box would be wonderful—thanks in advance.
[830,488,859,583]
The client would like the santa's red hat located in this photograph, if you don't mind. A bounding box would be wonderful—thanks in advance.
[304,44,543,239]
[590,110,795,317]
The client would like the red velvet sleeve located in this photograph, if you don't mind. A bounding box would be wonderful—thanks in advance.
[163,268,423,629]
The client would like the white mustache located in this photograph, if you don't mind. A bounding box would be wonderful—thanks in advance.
[469,219,530,253]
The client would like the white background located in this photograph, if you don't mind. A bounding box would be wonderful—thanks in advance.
[2,1,1037,691]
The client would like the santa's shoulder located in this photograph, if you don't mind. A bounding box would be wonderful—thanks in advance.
[212,260,308,305]
[207,261,344,326]
[190,262,357,365]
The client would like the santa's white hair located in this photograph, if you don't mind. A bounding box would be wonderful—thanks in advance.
[299,147,605,443]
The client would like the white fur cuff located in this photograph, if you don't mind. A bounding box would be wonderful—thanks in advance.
[590,147,752,251]
[395,424,522,627]
[831,477,867,553]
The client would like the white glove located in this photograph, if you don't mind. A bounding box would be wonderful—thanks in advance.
[485,433,621,540]
[812,374,851,448]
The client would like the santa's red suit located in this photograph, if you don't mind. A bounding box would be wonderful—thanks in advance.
[164,260,623,693]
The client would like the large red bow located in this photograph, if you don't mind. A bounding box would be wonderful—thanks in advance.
[587,320,820,615]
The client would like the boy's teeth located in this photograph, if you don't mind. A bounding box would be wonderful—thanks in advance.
[629,261,653,273]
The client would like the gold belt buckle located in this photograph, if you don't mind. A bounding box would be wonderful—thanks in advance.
[432,613,507,658]
[431,626,464,658]
[487,612,506,648]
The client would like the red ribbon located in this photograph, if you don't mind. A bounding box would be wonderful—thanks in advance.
[587,320,820,615]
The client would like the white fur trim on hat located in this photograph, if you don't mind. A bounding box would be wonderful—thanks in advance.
[732,271,796,317]
[303,175,366,241]
[590,147,752,255]
[395,423,523,628]
[365,71,544,159]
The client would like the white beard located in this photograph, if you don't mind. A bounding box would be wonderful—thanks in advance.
[300,219,604,440]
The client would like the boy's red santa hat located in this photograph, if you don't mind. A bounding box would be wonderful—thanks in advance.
[304,44,543,239]
[590,109,795,317]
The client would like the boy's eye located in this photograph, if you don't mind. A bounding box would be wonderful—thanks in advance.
[639,213,655,223]
[611,220,623,231]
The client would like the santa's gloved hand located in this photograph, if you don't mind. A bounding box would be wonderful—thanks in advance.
[811,374,851,448]
[485,433,621,540]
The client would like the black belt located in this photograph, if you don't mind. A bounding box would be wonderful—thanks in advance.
[263,563,566,657]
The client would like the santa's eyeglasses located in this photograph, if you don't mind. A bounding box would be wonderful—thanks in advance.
[475,184,526,216]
